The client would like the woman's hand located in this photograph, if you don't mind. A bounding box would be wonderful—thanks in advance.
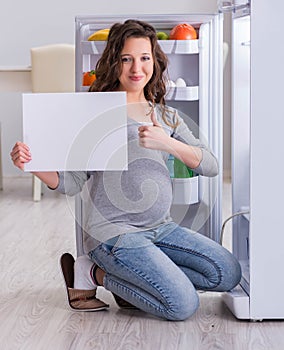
[138,111,170,152]
[138,111,202,169]
[10,141,59,188]
[10,141,32,171]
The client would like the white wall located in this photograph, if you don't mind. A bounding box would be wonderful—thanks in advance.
[0,0,232,177]
[0,0,219,67]
[0,72,32,177]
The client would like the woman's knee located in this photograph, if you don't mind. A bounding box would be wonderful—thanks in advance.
[164,287,200,321]
[217,252,242,292]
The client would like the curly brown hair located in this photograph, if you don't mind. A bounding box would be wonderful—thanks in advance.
[89,19,169,107]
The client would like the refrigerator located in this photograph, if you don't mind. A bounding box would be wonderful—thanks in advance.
[222,0,284,320]
[74,12,224,257]
[74,0,284,321]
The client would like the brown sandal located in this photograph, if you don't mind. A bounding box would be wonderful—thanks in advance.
[60,253,109,312]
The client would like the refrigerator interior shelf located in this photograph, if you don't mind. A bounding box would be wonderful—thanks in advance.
[166,86,199,101]
[81,86,91,92]
[81,85,199,100]
[172,176,199,205]
[81,39,199,56]
[158,40,199,54]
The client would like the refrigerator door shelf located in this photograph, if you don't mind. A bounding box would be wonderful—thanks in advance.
[166,86,199,101]
[219,1,250,14]
[81,39,199,56]
[172,176,199,205]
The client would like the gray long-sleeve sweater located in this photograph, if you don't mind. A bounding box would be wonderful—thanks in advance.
[56,104,218,251]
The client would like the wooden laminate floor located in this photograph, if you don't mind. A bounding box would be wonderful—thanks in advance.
[0,177,284,350]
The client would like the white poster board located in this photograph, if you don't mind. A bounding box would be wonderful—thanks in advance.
[23,92,128,171]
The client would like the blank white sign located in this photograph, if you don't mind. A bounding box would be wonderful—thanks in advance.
[23,92,128,171]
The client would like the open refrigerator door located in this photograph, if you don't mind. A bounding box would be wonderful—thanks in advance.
[222,0,284,321]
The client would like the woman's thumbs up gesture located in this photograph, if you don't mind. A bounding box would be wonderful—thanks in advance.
[138,110,170,151]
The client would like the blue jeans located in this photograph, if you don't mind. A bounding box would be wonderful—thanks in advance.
[89,222,241,321]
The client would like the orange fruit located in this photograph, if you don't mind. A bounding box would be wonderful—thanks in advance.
[169,23,197,40]
[82,70,96,86]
